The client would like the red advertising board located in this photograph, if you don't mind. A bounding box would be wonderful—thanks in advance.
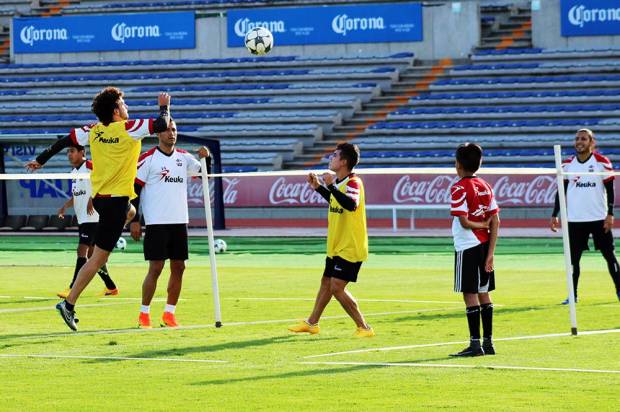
[188,173,568,208]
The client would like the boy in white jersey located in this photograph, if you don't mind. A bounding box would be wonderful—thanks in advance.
[551,128,620,303]
[288,143,374,337]
[450,143,500,357]
[56,144,119,298]
[129,120,211,328]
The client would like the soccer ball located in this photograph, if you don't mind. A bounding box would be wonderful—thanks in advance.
[244,27,273,55]
[213,238,227,254]
[115,237,127,251]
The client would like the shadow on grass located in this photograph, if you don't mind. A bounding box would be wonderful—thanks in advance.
[192,364,384,386]
[392,304,559,323]
[123,335,329,360]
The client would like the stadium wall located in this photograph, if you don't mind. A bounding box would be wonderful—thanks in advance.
[11,2,479,63]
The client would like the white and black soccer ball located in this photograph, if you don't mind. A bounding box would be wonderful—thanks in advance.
[244,27,273,56]
[213,238,227,254]
[115,237,127,251]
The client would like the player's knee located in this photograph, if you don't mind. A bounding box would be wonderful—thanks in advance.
[170,260,185,276]
[149,261,165,276]
[329,281,346,295]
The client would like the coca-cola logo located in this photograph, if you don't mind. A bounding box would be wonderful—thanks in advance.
[187,177,240,206]
[269,177,327,205]
[393,175,459,204]
[493,175,556,205]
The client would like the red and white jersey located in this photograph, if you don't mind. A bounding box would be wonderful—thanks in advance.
[71,160,98,224]
[135,147,201,225]
[562,152,614,222]
[450,176,499,252]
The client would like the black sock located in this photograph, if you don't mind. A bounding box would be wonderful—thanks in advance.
[70,257,87,288]
[480,303,493,340]
[64,301,75,311]
[97,264,117,289]
[466,306,481,341]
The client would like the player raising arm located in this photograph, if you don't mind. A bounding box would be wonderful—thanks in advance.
[25,87,171,331]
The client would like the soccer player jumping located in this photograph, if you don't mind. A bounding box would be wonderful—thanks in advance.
[288,143,374,337]
[26,87,171,331]
[450,143,500,357]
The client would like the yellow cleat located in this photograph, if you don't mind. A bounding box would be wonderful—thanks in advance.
[56,288,71,299]
[138,312,152,329]
[288,320,320,334]
[354,326,375,338]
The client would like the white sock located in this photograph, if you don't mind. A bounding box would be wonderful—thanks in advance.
[165,304,176,314]
[140,305,150,314]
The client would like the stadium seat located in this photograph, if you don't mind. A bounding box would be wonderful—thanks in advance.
[0,215,27,231]
[20,215,49,231]
[42,215,69,231]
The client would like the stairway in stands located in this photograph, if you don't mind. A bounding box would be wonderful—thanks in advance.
[0,24,9,64]
[478,2,532,51]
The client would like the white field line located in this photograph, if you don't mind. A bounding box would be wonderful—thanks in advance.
[99,297,188,301]
[228,297,464,305]
[0,354,226,364]
[299,361,620,375]
[17,308,453,339]
[304,328,620,359]
[0,301,136,314]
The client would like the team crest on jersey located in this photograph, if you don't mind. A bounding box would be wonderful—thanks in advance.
[175,158,183,167]
[158,166,170,181]
[588,165,594,172]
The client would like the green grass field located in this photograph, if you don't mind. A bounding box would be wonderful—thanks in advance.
[1,236,619,411]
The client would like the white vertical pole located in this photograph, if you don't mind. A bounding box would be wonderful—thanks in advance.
[554,145,578,335]
[392,208,397,232]
[200,158,222,327]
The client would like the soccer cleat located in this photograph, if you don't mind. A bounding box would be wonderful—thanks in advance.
[354,325,375,338]
[56,288,71,299]
[288,320,320,334]
[101,287,119,297]
[138,312,152,329]
[56,301,78,331]
[482,340,496,355]
[450,343,484,357]
[561,297,578,305]
[161,311,179,328]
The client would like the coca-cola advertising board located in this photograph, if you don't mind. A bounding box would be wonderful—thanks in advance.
[187,174,587,208]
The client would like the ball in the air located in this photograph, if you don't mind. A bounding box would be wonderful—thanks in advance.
[213,239,227,254]
[115,237,127,251]
[245,27,273,55]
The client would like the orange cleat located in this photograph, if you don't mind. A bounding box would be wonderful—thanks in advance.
[161,311,179,328]
[138,312,152,329]
[102,288,119,296]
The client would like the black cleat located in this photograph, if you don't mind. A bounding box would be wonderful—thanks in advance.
[450,344,484,357]
[56,301,78,331]
[482,341,495,355]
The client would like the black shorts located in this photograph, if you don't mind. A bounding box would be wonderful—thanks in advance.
[323,256,362,283]
[454,242,495,294]
[143,224,188,261]
[92,196,130,252]
[78,222,97,246]
[568,220,615,255]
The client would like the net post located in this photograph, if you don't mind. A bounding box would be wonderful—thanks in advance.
[200,157,222,328]
[554,145,578,335]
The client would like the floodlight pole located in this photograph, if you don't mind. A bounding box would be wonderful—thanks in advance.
[201,158,222,328]
[554,145,578,335]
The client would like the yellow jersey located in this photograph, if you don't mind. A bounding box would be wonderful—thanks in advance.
[326,174,368,262]
[70,119,153,199]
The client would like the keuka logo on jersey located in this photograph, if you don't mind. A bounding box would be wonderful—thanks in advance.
[330,205,344,214]
[164,176,184,183]
[576,181,596,188]
[94,131,119,144]
[72,189,87,197]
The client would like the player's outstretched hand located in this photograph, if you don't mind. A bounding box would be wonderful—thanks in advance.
[158,92,171,107]
[130,221,142,241]
[322,173,335,186]
[86,197,95,216]
[57,207,65,219]
[307,173,320,189]
[25,160,42,172]
[197,146,210,159]
[550,217,560,232]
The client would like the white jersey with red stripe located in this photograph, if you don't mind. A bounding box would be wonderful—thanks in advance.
[562,152,614,222]
[135,147,201,225]
[72,160,98,224]
[450,176,499,252]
